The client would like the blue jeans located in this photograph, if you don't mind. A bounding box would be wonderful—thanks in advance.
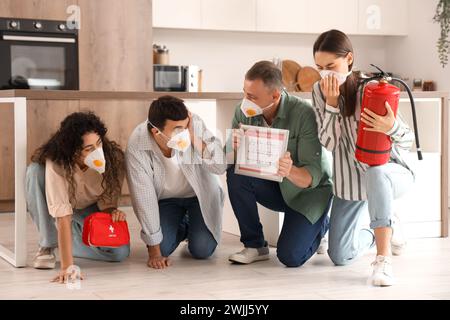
[25,162,130,262]
[226,166,330,267]
[328,163,413,266]
[158,197,217,259]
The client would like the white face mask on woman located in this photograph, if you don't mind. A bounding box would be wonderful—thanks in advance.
[319,69,352,86]
[240,98,274,118]
[148,121,191,152]
[84,147,106,174]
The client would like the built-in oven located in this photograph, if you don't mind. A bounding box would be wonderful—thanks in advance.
[0,17,79,90]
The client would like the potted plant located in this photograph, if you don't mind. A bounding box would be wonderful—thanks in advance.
[433,0,450,68]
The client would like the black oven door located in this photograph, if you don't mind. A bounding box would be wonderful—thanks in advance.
[0,32,78,90]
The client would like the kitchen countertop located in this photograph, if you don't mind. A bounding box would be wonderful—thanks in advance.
[0,90,448,100]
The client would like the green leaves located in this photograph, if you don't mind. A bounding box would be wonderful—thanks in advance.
[433,0,450,68]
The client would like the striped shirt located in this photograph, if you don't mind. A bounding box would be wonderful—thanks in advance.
[312,82,415,201]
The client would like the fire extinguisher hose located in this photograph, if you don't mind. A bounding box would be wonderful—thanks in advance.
[392,78,423,161]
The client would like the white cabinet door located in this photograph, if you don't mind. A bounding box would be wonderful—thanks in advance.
[358,0,408,35]
[308,0,358,34]
[201,0,256,31]
[153,0,201,29]
[256,0,310,33]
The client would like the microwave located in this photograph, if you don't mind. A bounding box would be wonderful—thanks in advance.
[153,65,199,92]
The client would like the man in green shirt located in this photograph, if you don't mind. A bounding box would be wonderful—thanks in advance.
[226,61,333,267]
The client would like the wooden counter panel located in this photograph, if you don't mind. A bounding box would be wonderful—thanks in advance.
[0,103,14,200]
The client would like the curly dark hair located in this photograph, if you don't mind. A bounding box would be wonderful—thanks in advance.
[31,111,125,208]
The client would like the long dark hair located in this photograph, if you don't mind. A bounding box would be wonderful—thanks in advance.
[31,111,125,207]
[313,29,358,117]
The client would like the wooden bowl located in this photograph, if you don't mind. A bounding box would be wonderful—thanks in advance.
[282,60,302,92]
[296,66,321,92]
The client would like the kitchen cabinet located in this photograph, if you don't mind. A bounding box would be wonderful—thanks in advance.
[152,0,202,29]
[308,0,359,34]
[79,0,153,91]
[0,0,77,20]
[357,0,408,35]
[255,0,310,33]
[153,0,408,36]
[0,103,14,201]
[201,0,256,32]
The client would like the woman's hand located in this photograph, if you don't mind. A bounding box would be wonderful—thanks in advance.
[360,101,396,134]
[51,267,84,284]
[278,151,293,178]
[320,74,340,108]
[111,209,127,222]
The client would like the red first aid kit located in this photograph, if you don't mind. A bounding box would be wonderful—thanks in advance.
[82,212,130,248]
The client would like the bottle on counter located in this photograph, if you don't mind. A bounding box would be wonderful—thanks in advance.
[154,45,170,65]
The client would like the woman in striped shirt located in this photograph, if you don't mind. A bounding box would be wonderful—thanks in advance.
[311,30,415,287]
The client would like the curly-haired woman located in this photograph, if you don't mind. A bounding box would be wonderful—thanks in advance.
[25,111,130,284]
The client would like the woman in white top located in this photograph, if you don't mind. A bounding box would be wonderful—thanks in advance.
[26,111,129,284]
[312,29,415,286]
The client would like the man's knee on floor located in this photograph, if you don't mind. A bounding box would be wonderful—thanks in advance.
[188,240,217,259]
[276,248,309,268]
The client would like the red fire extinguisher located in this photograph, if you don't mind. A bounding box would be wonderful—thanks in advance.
[355,65,423,166]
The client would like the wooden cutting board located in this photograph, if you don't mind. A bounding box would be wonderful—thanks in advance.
[297,66,321,92]
[282,60,301,92]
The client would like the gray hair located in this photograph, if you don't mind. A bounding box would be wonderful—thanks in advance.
[245,61,283,91]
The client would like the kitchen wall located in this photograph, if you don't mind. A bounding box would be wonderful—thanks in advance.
[153,28,388,92]
[385,0,450,92]
[384,0,450,205]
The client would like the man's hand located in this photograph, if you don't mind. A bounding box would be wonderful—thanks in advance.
[147,244,172,269]
[232,124,244,151]
[278,151,293,178]
[320,74,340,108]
[111,209,127,222]
[147,255,172,269]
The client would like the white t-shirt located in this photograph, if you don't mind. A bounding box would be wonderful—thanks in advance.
[159,153,196,199]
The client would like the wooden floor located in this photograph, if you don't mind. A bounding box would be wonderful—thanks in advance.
[1,208,450,300]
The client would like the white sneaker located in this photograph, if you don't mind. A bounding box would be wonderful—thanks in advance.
[33,247,56,269]
[316,236,328,254]
[370,255,396,287]
[228,245,269,264]
[391,214,407,256]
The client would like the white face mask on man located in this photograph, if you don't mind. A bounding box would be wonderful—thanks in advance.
[240,98,274,118]
[319,69,352,86]
[148,121,191,152]
[84,147,106,174]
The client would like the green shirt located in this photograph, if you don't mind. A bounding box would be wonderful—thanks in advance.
[230,91,333,224]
